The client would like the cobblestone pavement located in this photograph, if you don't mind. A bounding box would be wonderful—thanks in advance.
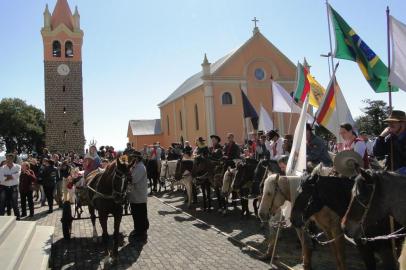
[155,189,369,270]
[26,195,271,270]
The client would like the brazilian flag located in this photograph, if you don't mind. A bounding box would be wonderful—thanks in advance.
[329,5,397,93]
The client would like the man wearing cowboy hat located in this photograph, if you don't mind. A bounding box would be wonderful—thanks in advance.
[374,110,406,171]
[128,150,149,242]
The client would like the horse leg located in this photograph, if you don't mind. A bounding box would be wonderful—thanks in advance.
[207,183,211,212]
[111,212,122,263]
[184,180,193,209]
[89,206,98,242]
[296,228,312,270]
[201,185,207,211]
[231,191,237,209]
[99,212,109,254]
[253,197,259,217]
[192,184,198,204]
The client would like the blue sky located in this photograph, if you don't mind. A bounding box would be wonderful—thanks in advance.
[1,0,405,150]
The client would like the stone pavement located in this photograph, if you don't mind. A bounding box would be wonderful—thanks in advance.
[155,189,368,270]
[26,195,272,270]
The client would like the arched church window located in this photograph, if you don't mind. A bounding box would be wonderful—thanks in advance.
[65,41,74,58]
[194,104,199,130]
[52,40,61,57]
[222,92,233,105]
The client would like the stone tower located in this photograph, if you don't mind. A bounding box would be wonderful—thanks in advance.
[41,0,85,154]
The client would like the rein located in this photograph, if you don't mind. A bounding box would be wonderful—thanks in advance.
[354,181,377,239]
[267,174,289,216]
[304,227,344,246]
[88,165,128,201]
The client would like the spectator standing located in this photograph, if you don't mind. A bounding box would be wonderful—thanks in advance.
[19,162,36,217]
[0,153,21,219]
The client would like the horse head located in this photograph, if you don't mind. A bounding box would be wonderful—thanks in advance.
[258,174,289,222]
[342,168,379,239]
[222,167,236,195]
[290,174,322,228]
[112,157,132,204]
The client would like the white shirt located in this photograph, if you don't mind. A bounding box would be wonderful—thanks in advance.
[0,163,21,186]
[267,137,284,160]
[343,139,367,159]
[365,140,374,156]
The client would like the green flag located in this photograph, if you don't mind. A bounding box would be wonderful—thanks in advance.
[329,5,397,93]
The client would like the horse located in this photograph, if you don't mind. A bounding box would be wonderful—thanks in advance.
[192,155,213,212]
[146,159,162,193]
[160,159,179,191]
[291,172,398,270]
[342,169,406,238]
[85,157,134,264]
[173,158,194,208]
[342,169,406,267]
[231,158,258,218]
[252,159,282,217]
[208,159,227,212]
[258,173,316,269]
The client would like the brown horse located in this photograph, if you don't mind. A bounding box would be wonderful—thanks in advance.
[86,157,134,264]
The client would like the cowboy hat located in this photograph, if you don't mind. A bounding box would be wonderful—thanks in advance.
[334,150,363,177]
[210,135,221,142]
[384,110,406,122]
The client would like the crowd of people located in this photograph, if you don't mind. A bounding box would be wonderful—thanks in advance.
[0,110,405,246]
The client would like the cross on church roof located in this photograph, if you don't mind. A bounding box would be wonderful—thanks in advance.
[252,17,259,28]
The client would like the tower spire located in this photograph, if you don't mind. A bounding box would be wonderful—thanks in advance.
[201,53,211,76]
[43,4,51,30]
[51,0,74,31]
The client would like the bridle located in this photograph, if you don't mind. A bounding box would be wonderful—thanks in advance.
[267,174,289,218]
[345,177,377,239]
[88,163,130,201]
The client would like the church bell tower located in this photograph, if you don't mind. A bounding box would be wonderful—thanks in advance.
[41,0,85,154]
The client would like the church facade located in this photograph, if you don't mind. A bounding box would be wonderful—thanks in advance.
[128,27,299,149]
[41,0,85,154]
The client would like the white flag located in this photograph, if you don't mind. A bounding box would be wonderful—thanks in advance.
[286,96,309,177]
[272,81,302,113]
[389,15,406,91]
[258,105,273,132]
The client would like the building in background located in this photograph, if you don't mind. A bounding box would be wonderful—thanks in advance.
[128,25,299,149]
[41,0,85,154]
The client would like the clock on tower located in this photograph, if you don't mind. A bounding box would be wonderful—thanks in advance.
[41,0,85,154]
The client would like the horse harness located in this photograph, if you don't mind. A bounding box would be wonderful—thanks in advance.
[267,174,290,215]
[87,165,129,202]
[352,179,377,239]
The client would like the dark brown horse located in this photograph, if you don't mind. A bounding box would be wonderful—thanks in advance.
[86,157,134,264]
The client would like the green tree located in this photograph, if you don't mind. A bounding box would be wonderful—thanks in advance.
[0,98,45,153]
[355,99,390,136]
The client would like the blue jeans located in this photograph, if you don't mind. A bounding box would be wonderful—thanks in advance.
[0,185,20,218]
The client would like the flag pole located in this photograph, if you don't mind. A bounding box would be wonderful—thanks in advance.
[386,6,393,112]
[326,0,342,147]
[386,6,397,260]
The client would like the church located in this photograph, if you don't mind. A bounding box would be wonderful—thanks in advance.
[128,24,299,149]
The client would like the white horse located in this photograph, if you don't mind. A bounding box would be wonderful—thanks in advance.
[160,160,180,191]
[258,174,315,269]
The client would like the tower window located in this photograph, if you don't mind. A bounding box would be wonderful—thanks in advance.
[63,107,66,114]
[63,130,67,140]
[222,92,233,105]
[194,104,199,130]
[62,85,66,92]
[65,41,73,58]
[52,41,61,57]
